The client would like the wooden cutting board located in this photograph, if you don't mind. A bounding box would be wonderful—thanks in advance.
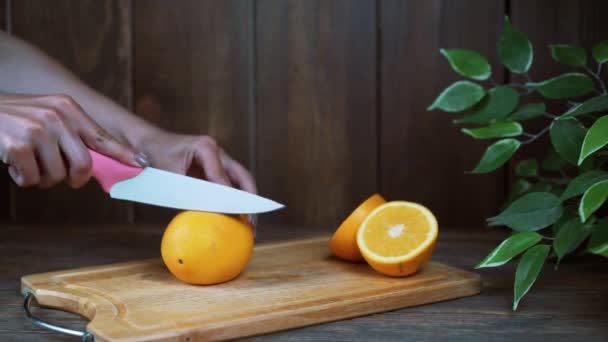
[21,237,481,341]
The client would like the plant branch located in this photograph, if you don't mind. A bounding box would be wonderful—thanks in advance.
[535,174,570,186]
[504,83,530,90]
[522,126,550,144]
[584,65,607,94]
[568,101,581,107]
[543,112,557,119]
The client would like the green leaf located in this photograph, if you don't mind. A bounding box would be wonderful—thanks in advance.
[470,139,521,174]
[588,221,608,257]
[552,209,577,236]
[515,159,538,177]
[578,115,608,165]
[476,232,542,269]
[550,186,564,198]
[579,155,597,173]
[553,217,593,263]
[589,242,608,257]
[440,49,492,81]
[461,121,523,139]
[454,86,520,124]
[550,118,587,165]
[504,179,532,207]
[488,192,563,231]
[541,148,566,172]
[498,16,533,74]
[526,183,552,194]
[560,170,608,201]
[562,94,608,118]
[513,244,550,310]
[428,81,485,112]
[509,103,546,121]
[527,73,594,99]
[579,180,608,222]
[592,41,608,64]
[549,44,587,66]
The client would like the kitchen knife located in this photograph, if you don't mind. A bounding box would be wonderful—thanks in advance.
[88,149,284,214]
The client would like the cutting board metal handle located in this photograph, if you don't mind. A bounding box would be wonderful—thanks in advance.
[23,293,94,341]
[88,149,143,192]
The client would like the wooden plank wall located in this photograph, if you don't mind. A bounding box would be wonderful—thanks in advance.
[507,0,608,188]
[0,0,7,221]
[379,0,506,228]
[133,0,253,222]
[0,0,604,229]
[9,0,133,222]
[256,0,377,225]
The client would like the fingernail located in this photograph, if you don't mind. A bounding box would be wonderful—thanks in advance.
[8,166,23,185]
[134,152,150,167]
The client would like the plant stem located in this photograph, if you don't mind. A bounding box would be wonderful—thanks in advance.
[504,83,530,90]
[584,65,607,94]
[541,235,555,241]
[568,101,581,107]
[543,113,557,119]
[522,126,550,144]
[535,174,570,186]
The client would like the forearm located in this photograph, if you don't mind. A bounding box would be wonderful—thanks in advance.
[0,31,158,149]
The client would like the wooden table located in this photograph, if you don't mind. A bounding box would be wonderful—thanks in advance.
[0,223,606,341]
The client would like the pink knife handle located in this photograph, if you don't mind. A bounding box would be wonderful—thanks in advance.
[88,149,143,193]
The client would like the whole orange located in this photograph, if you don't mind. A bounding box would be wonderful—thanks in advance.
[161,211,254,285]
[330,194,386,261]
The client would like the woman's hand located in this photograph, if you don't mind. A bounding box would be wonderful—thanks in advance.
[0,93,142,188]
[137,130,257,194]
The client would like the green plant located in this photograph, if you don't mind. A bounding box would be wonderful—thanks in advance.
[428,16,608,310]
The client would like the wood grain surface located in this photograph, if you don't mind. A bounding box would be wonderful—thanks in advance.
[10,0,133,222]
[22,237,480,341]
[379,0,507,229]
[1,224,606,341]
[256,0,377,227]
[133,0,254,222]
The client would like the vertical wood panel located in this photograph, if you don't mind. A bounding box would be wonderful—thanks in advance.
[133,0,253,222]
[0,0,5,30]
[380,0,506,228]
[0,0,8,222]
[509,0,608,189]
[11,0,133,222]
[256,0,377,227]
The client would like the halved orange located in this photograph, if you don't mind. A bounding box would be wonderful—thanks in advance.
[357,201,438,276]
[330,194,386,261]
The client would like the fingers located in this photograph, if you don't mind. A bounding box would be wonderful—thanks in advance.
[35,139,67,188]
[63,98,142,168]
[220,151,257,194]
[58,131,92,188]
[0,94,142,190]
[193,137,231,186]
[5,144,40,187]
